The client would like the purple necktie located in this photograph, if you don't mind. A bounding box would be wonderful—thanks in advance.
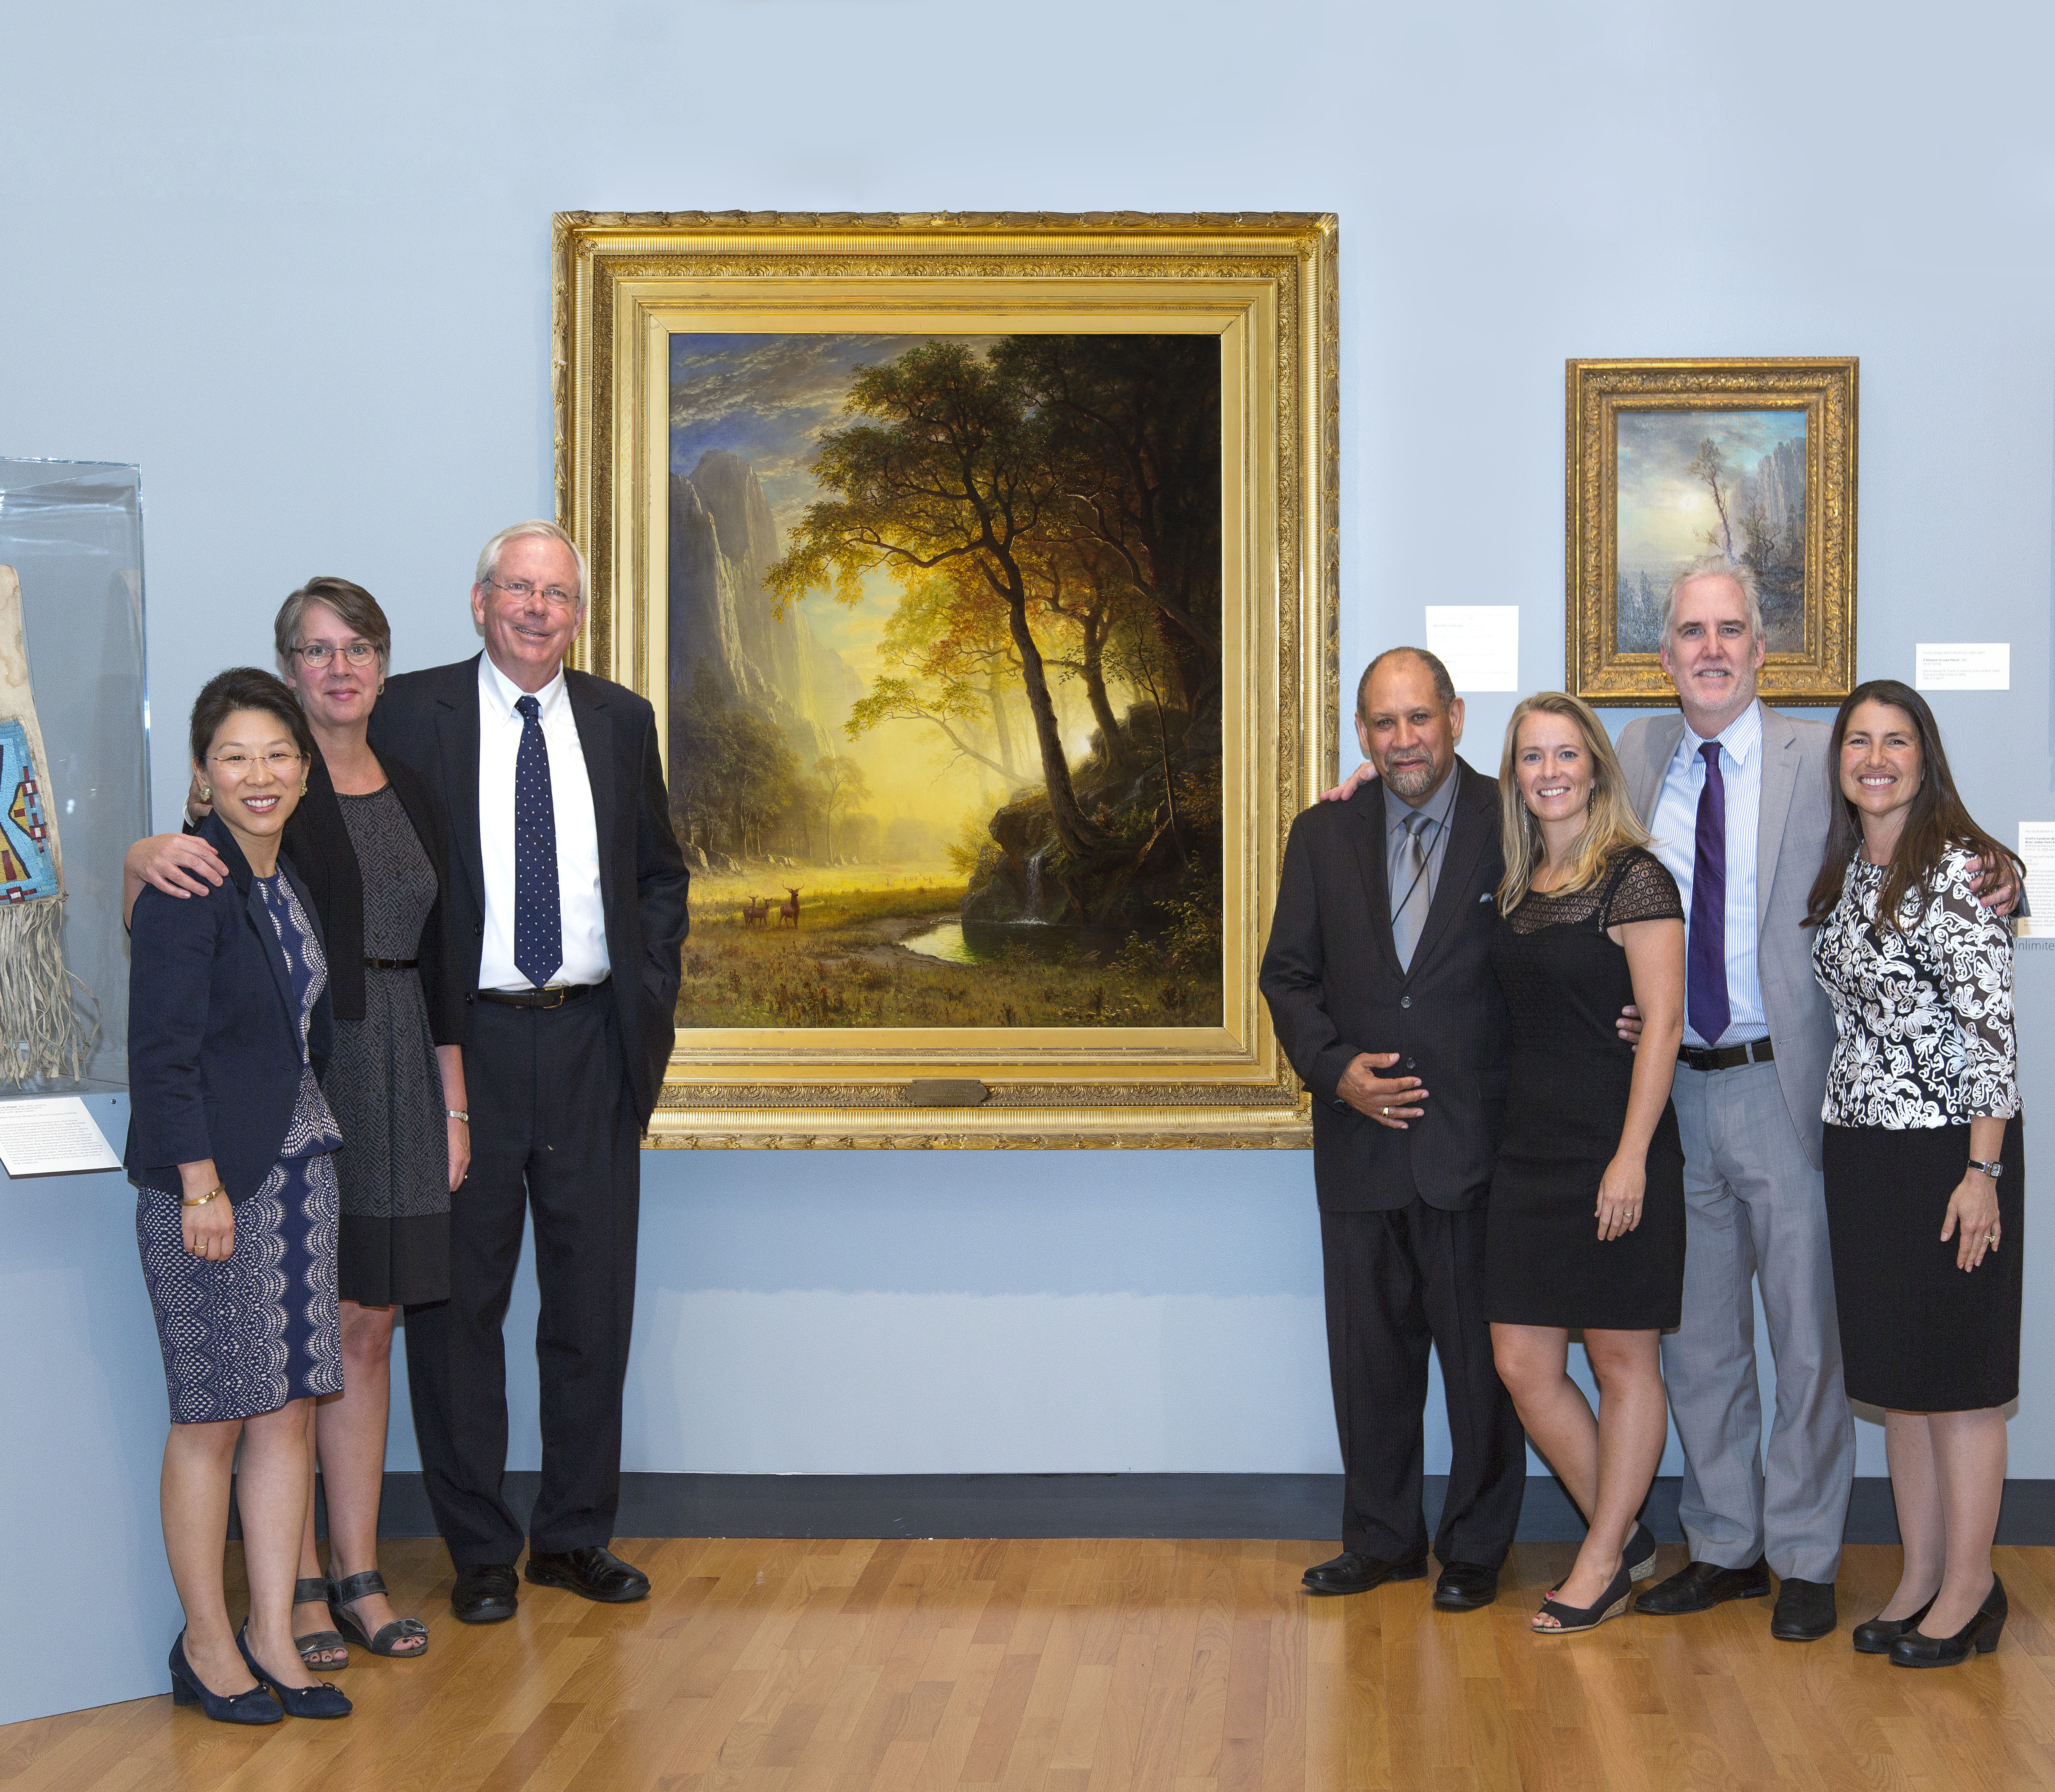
[1687,740,1730,1045]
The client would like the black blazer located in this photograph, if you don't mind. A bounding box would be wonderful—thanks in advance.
[280,747,465,1045]
[368,654,691,1128]
[1259,759,1511,1212]
[126,813,334,1202]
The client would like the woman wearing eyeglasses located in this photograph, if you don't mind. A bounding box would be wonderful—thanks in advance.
[126,579,466,1671]
[127,668,350,1721]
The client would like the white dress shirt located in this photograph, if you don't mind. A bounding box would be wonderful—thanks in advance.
[476,653,610,990]
[1646,697,1767,1048]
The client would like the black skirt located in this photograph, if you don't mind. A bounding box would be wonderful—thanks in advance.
[1823,1118,2024,1411]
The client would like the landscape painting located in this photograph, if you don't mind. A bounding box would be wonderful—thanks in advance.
[1613,408,1808,653]
[663,332,1224,1031]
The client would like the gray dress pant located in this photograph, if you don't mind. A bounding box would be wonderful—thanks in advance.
[1663,1058,1855,1584]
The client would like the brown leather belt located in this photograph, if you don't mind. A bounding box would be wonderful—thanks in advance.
[475,981,607,1009]
[1678,1038,1775,1073]
[363,957,419,970]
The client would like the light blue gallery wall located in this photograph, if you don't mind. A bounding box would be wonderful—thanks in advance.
[5,0,2055,1503]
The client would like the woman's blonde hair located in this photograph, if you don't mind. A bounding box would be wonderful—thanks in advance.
[1496,691,1649,910]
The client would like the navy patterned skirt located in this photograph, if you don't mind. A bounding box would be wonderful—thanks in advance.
[136,1152,345,1424]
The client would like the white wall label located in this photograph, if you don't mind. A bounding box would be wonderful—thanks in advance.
[1424,605,1519,693]
[0,1095,120,1178]
[2018,824,2055,939]
[1915,643,2010,690]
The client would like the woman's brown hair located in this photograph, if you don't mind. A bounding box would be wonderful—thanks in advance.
[1803,677,2021,931]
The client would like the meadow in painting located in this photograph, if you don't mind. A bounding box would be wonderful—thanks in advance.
[1614,409,1808,653]
[665,332,1223,1030]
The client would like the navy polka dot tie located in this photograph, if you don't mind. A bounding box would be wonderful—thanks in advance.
[513,694,563,988]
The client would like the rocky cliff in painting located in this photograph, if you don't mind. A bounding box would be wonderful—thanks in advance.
[668,448,862,763]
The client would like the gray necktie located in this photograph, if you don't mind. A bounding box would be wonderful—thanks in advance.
[1392,809,1435,972]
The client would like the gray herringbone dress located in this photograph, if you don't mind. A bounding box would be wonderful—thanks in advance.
[324,785,449,1305]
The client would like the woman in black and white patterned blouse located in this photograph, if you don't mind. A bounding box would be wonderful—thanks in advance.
[1806,678,2023,1669]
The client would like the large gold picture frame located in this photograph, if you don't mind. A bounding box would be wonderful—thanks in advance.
[1566,357,1857,705]
[553,211,1337,1148]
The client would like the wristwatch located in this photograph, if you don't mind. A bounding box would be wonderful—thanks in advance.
[1967,1159,2006,1179]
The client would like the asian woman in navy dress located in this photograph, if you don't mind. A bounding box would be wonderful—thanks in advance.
[127,669,352,1723]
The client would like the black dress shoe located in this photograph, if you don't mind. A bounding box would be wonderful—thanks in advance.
[168,1631,282,1725]
[1633,1557,1771,1615]
[1853,1595,1935,1654]
[1770,1576,1837,1640]
[1432,1561,1499,1610]
[452,1563,520,1624]
[1890,1576,2006,1667]
[525,1545,651,1604]
[1301,1551,1429,1596]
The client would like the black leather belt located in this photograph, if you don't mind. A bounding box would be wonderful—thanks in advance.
[363,957,419,970]
[475,980,607,1009]
[1678,1038,1775,1073]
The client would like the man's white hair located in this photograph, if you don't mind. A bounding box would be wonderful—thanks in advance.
[1661,554,1764,643]
[475,520,588,602]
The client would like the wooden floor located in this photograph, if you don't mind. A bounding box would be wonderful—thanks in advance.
[8,1538,2055,1790]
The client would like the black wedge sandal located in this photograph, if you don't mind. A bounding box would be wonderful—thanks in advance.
[292,1577,350,1669]
[1533,1563,1634,1635]
[329,1568,430,1658]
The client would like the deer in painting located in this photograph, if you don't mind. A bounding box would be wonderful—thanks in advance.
[741,897,770,929]
[777,887,801,929]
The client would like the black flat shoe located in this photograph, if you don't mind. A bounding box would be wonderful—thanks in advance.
[292,1576,349,1668]
[1770,1576,1837,1641]
[237,1623,352,1718]
[1533,1563,1633,1635]
[1853,1595,1936,1654]
[1633,1557,1770,1615]
[168,1632,281,1725]
[453,1563,520,1624]
[1432,1561,1499,1611]
[329,1568,429,1657]
[525,1544,651,1604]
[1890,1576,2007,1667]
[1301,1551,1429,1597]
[1624,1522,1658,1583]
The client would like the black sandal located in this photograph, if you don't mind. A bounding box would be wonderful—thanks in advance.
[328,1568,430,1658]
[1533,1563,1633,1635]
[292,1577,350,1668]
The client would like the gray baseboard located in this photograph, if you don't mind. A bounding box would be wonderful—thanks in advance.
[292,1472,2055,1546]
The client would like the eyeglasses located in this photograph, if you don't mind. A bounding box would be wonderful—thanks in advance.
[485,577,579,609]
[291,641,379,668]
[208,750,305,776]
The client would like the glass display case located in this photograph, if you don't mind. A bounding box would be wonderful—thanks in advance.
[0,458,148,1090]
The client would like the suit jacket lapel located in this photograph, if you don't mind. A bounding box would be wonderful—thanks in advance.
[204,814,297,1024]
[1409,762,1490,971]
[1755,703,1801,931]
[1344,786,1403,980]
[1628,715,1686,826]
[567,674,618,908]
[437,657,486,916]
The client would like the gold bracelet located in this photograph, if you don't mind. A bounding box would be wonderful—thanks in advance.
[180,1187,225,1208]
[446,1109,470,1124]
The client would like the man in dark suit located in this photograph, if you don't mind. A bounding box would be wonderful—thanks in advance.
[371,520,689,1622]
[1259,646,1525,1607]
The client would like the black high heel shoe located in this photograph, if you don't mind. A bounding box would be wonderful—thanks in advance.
[1625,1522,1658,1583]
[1889,1576,2006,1668]
[1533,1562,1634,1635]
[237,1622,353,1717]
[1852,1594,1935,1654]
[168,1631,281,1724]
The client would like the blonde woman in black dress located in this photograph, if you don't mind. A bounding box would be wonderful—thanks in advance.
[1484,693,1688,1633]
[1808,680,2022,1667]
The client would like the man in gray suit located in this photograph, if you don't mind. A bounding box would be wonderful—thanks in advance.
[1619,557,2012,1642]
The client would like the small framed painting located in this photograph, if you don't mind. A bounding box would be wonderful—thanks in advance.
[1566,357,1857,705]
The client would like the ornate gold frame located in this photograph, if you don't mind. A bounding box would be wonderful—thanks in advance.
[553,211,1337,1147]
[1566,357,1858,705]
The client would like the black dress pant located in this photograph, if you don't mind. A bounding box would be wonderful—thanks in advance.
[1322,1199,1526,1566]
[404,984,641,1567]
